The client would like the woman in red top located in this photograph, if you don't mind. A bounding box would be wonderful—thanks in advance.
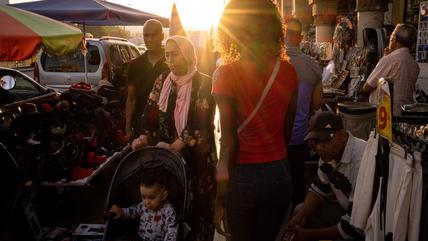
[212,1,298,241]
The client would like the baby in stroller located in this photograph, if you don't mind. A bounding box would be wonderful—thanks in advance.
[109,168,177,241]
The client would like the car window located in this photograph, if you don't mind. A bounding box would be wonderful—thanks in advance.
[6,72,42,101]
[111,44,139,63]
[128,46,140,59]
[87,45,101,72]
[109,45,125,66]
[41,44,100,73]
[119,45,130,62]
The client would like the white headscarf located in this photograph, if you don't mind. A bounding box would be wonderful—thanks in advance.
[158,35,197,135]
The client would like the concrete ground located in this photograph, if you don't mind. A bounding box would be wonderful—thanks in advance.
[214,231,226,241]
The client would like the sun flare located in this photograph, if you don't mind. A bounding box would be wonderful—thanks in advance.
[176,0,224,31]
[114,0,226,31]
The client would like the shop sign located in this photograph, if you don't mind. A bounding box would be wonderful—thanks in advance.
[376,78,392,142]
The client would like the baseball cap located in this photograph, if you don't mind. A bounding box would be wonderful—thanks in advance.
[304,112,344,141]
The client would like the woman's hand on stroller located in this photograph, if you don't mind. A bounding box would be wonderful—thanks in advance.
[156,139,185,152]
[131,135,148,150]
[170,138,185,152]
[156,141,171,149]
[109,205,124,219]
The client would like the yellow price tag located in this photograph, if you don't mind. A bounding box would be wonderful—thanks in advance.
[376,79,392,142]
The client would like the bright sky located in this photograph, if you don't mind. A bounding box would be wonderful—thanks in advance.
[10,0,226,31]
[118,0,225,30]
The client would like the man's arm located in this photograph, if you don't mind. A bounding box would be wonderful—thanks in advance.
[292,217,364,241]
[288,191,345,241]
[363,57,391,94]
[288,191,324,227]
[363,71,379,95]
[311,82,323,111]
[125,85,137,137]
[292,224,342,241]
[362,82,376,94]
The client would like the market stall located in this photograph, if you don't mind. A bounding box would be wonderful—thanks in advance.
[0,80,131,240]
[3,86,130,185]
[307,17,381,140]
[39,145,131,187]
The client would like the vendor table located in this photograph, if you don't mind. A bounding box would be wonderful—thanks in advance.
[39,145,131,187]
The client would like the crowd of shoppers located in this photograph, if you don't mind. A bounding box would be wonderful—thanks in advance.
[121,0,421,240]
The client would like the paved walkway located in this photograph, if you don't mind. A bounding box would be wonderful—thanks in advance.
[214,231,226,241]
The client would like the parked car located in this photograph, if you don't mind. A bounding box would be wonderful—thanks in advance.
[137,44,147,53]
[34,36,140,92]
[0,67,57,106]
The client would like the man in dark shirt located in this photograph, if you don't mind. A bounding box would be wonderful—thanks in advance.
[125,19,169,139]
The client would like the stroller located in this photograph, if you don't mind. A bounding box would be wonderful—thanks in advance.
[103,147,191,241]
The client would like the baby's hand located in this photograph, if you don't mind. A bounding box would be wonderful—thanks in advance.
[109,205,124,219]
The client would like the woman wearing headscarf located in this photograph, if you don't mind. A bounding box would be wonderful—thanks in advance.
[212,1,298,241]
[132,35,216,241]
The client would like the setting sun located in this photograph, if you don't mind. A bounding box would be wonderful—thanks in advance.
[177,0,224,31]
[10,0,226,30]
[129,0,225,31]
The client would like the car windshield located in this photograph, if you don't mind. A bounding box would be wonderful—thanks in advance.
[0,70,43,105]
[40,44,100,73]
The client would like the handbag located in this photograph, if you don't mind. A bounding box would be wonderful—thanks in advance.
[237,59,281,133]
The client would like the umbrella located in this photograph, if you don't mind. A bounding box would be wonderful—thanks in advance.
[169,3,186,37]
[10,0,169,27]
[0,5,83,61]
[11,0,169,82]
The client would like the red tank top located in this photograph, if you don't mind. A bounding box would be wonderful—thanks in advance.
[212,59,298,164]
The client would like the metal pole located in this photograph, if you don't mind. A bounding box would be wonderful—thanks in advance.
[83,23,88,83]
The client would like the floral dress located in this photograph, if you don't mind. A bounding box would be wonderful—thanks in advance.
[141,71,217,241]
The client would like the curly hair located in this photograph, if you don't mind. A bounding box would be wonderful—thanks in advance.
[216,0,286,65]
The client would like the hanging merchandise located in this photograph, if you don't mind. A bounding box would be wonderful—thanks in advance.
[417,1,428,63]
[351,131,379,230]
[350,77,425,241]
[337,102,376,141]
[393,115,428,241]
[364,141,422,241]
[1,84,129,186]
[415,89,428,103]
[322,16,373,101]
[350,112,428,241]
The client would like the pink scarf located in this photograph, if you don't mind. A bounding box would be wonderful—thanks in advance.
[158,36,197,135]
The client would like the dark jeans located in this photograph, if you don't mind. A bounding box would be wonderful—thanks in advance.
[226,159,292,241]
[287,142,311,207]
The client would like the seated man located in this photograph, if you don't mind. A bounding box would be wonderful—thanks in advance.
[285,112,367,241]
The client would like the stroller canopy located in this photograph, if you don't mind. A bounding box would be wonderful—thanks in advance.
[105,147,189,220]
